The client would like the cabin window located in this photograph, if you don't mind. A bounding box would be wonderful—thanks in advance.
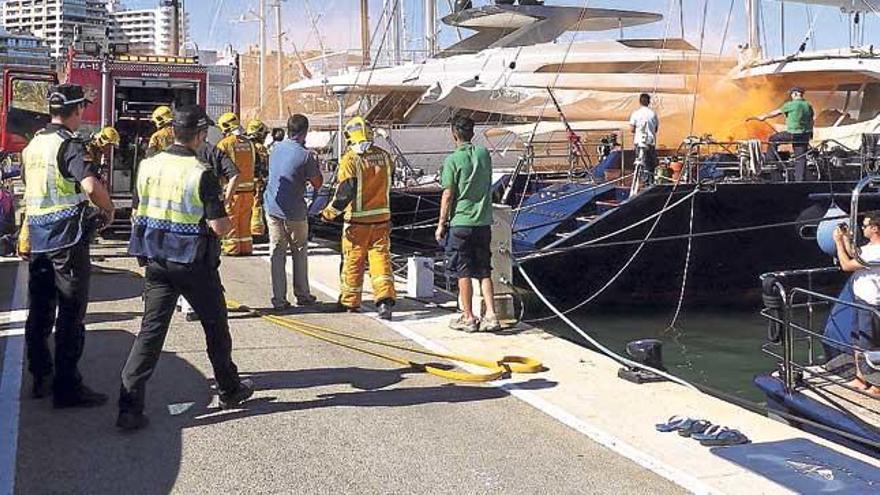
[6,78,51,142]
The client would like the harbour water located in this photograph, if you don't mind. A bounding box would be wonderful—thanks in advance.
[541,306,782,403]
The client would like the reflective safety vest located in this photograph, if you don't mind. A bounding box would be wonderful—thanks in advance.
[218,134,256,193]
[339,147,393,223]
[22,130,88,252]
[128,152,209,264]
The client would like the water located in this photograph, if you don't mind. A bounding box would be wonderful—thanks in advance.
[537,306,778,403]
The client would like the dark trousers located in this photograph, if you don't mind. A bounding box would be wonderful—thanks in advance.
[766,132,811,181]
[119,258,240,413]
[25,240,91,395]
[636,146,658,185]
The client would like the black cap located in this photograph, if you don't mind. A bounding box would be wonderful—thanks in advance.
[172,105,214,130]
[790,86,805,94]
[47,83,91,109]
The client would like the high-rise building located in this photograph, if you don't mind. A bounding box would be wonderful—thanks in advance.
[0,28,52,67]
[1,0,108,58]
[107,0,188,55]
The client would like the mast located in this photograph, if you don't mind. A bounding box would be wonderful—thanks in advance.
[390,0,402,65]
[259,0,267,114]
[745,0,763,60]
[274,0,284,120]
[425,0,436,57]
[361,0,370,66]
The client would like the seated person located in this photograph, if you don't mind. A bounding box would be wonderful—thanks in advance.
[833,213,880,395]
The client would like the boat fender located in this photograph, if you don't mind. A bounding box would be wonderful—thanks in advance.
[816,204,850,256]
[762,275,784,344]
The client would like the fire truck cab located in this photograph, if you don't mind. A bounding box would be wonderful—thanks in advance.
[66,48,240,233]
[0,66,56,164]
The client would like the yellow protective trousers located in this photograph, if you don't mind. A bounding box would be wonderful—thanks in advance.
[223,191,255,255]
[340,222,396,309]
[250,180,266,237]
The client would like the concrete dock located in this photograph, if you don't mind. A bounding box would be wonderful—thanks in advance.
[1,240,879,494]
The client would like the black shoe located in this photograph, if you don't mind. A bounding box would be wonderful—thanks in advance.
[377,301,393,321]
[218,379,254,410]
[53,384,109,409]
[116,411,150,431]
[31,373,53,399]
[333,303,359,313]
[184,311,200,322]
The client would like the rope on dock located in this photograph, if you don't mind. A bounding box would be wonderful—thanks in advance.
[225,298,543,383]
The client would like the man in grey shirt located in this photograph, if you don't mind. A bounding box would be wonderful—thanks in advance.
[264,114,323,309]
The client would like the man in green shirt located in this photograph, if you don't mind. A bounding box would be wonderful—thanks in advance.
[752,86,815,181]
[435,116,500,333]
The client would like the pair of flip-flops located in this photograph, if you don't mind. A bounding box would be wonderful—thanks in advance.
[655,416,750,446]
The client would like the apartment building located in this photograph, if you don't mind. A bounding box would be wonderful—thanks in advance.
[0,28,52,66]
[107,0,187,55]
[1,0,108,58]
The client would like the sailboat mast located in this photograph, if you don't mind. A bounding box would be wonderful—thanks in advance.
[745,0,763,60]
[425,0,436,57]
[361,0,370,66]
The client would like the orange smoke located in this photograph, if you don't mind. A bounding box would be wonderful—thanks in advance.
[658,80,783,148]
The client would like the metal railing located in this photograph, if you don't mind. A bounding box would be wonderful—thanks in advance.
[760,268,880,413]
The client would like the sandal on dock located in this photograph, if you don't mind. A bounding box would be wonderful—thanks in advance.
[698,427,750,447]
[654,415,690,432]
[677,419,713,437]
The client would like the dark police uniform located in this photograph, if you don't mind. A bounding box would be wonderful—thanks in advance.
[118,106,251,429]
[22,84,108,407]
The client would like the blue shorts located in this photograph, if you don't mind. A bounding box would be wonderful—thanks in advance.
[445,226,492,280]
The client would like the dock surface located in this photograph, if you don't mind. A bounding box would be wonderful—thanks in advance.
[1,240,879,494]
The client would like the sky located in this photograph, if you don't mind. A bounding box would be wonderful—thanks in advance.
[121,0,880,59]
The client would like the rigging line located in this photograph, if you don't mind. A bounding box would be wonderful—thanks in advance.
[515,261,697,390]
[688,0,710,137]
[667,192,695,330]
[208,0,225,47]
[523,182,696,324]
[518,212,851,261]
[651,0,677,94]
[718,0,736,57]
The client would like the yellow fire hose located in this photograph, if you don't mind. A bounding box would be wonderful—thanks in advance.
[225,298,543,383]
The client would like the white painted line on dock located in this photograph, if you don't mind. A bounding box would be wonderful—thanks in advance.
[1,263,28,495]
[266,255,718,494]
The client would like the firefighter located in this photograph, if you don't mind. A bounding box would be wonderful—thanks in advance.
[321,116,395,320]
[84,126,119,164]
[246,118,269,240]
[146,105,174,157]
[216,112,256,255]
[22,83,116,407]
[119,105,254,430]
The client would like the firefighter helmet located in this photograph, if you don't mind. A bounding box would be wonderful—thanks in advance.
[246,119,268,139]
[217,112,240,134]
[94,126,120,148]
[151,106,173,128]
[343,116,373,146]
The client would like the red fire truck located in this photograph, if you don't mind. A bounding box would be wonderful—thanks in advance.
[0,62,55,165]
[65,48,240,232]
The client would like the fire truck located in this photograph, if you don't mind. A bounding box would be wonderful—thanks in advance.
[65,47,240,233]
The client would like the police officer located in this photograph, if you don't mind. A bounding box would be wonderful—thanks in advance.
[118,105,253,430]
[22,83,115,407]
[321,116,396,320]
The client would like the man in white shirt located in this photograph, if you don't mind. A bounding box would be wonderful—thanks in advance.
[834,212,880,395]
[629,93,659,185]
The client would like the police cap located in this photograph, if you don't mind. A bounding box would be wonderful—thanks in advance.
[172,105,214,130]
[47,83,92,109]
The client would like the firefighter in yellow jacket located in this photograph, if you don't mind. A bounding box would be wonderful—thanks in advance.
[321,116,395,320]
[217,112,257,255]
[147,106,174,157]
[246,119,268,239]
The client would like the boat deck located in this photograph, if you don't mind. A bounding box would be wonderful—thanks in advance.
[802,366,880,428]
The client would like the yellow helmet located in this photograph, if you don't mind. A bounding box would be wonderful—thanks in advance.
[151,106,173,128]
[343,116,373,146]
[94,126,120,147]
[217,112,240,134]
[246,119,268,138]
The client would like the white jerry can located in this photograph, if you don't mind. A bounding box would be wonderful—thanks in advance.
[407,256,435,298]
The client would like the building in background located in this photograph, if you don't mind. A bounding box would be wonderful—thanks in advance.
[1,0,108,58]
[107,0,188,55]
[0,28,52,66]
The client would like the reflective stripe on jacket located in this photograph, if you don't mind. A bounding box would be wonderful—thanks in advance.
[128,151,208,263]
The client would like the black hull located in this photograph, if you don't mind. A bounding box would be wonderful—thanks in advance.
[518,182,858,306]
